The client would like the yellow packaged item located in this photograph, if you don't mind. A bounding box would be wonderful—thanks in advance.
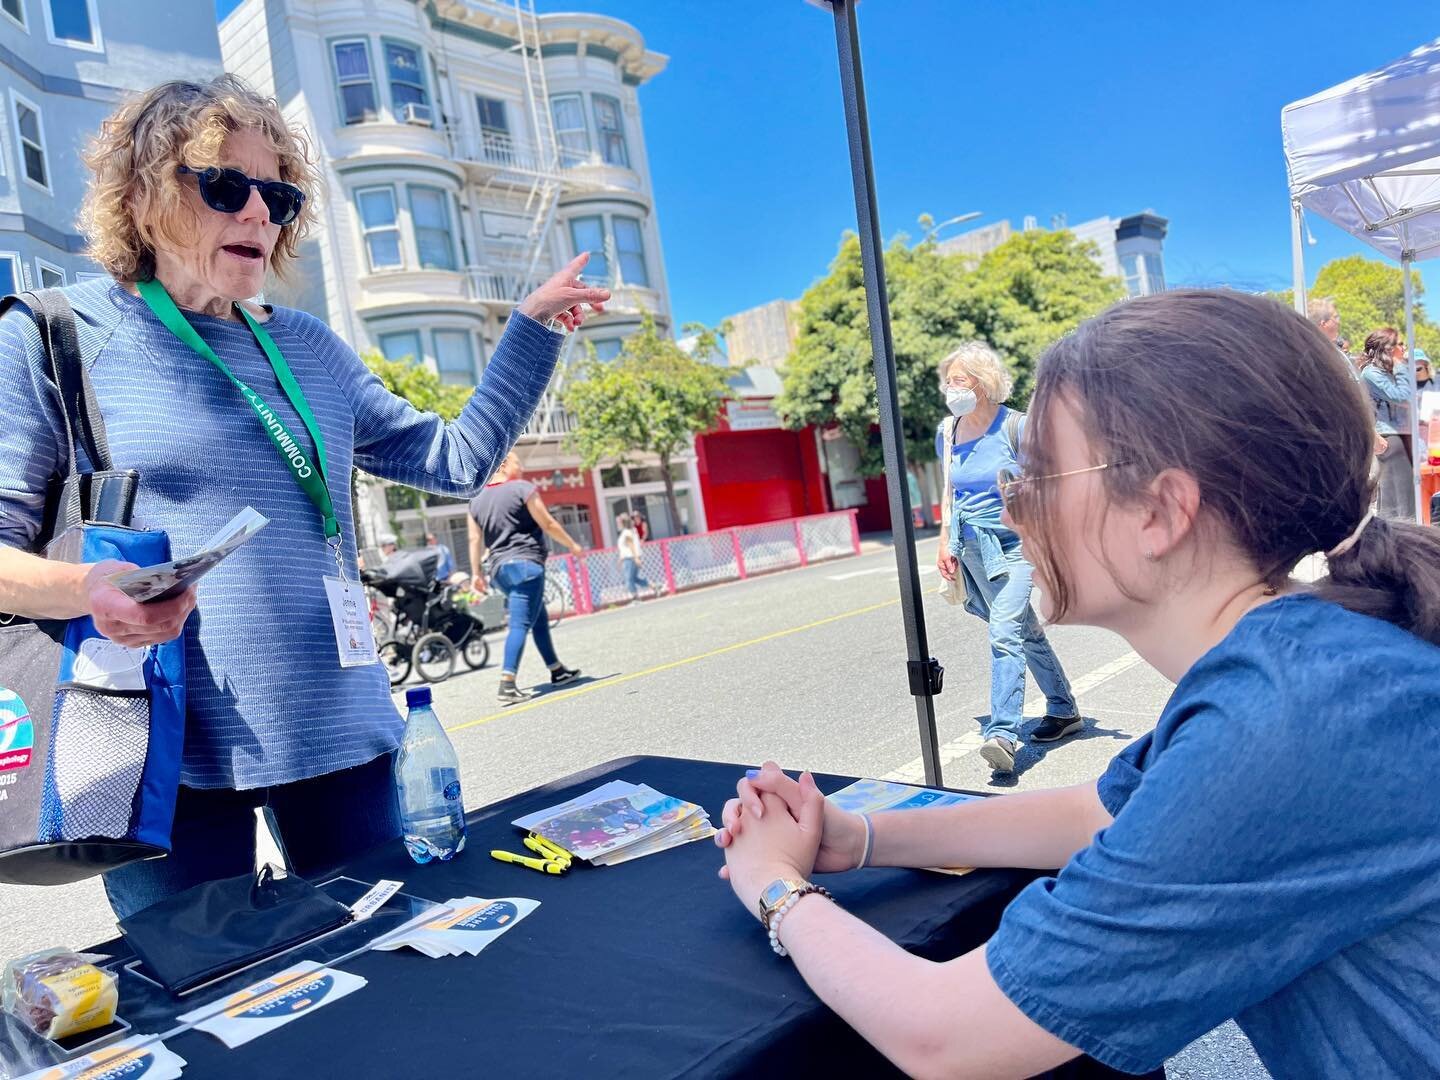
[2,949,119,1041]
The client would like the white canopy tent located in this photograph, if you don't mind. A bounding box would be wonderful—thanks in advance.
[1282,36,1440,521]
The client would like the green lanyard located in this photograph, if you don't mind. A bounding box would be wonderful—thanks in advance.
[135,278,340,545]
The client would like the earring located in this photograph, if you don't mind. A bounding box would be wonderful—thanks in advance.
[1144,549,1156,561]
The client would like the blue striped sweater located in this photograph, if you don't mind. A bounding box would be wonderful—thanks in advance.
[0,279,560,788]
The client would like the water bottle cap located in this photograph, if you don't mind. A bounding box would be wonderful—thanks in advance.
[405,687,432,708]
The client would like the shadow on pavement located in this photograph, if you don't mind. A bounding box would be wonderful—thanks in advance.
[973,716,1130,789]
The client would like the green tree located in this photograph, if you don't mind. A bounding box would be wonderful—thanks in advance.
[562,315,730,532]
[1276,254,1440,357]
[775,229,1122,520]
[361,350,472,538]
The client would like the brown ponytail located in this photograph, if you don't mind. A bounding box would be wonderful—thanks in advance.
[1021,289,1440,646]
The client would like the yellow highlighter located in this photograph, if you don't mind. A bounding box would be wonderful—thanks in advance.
[526,834,572,864]
[490,849,566,874]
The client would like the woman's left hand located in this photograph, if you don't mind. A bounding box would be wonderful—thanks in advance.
[721,786,824,917]
[517,252,612,332]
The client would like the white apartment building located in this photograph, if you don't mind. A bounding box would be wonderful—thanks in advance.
[220,0,681,556]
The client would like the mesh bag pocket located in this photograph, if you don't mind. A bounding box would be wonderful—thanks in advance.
[38,688,150,842]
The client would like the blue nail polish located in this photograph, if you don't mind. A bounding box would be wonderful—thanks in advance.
[745,768,760,779]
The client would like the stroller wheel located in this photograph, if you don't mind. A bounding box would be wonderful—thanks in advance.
[414,631,456,684]
[379,638,411,687]
[462,630,490,670]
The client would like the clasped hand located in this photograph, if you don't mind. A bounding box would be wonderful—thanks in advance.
[714,761,868,917]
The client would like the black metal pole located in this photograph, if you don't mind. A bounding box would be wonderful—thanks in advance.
[824,0,943,786]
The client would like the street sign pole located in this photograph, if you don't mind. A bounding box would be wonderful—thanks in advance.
[816,0,944,786]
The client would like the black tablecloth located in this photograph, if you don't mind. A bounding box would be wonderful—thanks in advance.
[141,756,1148,1079]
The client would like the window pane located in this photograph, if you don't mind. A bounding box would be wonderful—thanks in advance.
[17,105,39,144]
[552,95,589,161]
[410,188,454,270]
[334,42,370,80]
[433,330,475,385]
[48,0,93,43]
[37,264,63,288]
[476,96,508,133]
[2,0,23,23]
[568,217,609,282]
[593,95,628,167]
[590,338,622,362]
[1142,253,1165,293]
[23,146,46,187]
[341,84,378,125]
[0,257,16,295]
[613,216,648,287]
[385,43,427,109]
[379,331,422,363]
[392,82,426,109]
[366,232,402,269]
[357,189,396,228]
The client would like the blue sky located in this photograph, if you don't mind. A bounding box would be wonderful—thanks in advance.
[216,1,1436,328]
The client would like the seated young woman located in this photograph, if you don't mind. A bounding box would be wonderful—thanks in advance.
[714,289,1440,1079]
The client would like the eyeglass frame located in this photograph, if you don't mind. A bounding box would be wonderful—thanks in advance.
[997,462,1128,519]
[175,165,306,226]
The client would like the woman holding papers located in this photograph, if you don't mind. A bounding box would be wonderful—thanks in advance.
[0,75,608,917]
[716,290,1440,1078]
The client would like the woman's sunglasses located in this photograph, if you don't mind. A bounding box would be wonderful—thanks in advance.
[177,165,305,226]
[998,462,1126,523]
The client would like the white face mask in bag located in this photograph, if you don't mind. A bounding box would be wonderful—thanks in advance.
[945,386,977,417]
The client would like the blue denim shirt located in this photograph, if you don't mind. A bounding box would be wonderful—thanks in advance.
[939,410,1023,613]
[986,594,1440,1076]
[1362,362,1412,435]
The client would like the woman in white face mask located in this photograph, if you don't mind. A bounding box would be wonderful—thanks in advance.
[935,344,1079,774]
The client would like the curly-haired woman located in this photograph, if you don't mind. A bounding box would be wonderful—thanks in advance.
[0,76,608,917]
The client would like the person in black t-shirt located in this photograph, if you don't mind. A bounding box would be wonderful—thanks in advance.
[468,451,584,704]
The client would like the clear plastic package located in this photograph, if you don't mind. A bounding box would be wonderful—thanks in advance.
[2,950,119,1041]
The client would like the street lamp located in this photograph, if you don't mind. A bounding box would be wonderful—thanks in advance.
[921,211,982,244]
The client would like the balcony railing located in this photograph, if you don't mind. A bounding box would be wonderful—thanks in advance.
[446,127,628,181]
[520,404,579,439]
[465,266,537,305]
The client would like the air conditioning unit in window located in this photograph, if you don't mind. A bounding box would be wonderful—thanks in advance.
[402,103,434,127]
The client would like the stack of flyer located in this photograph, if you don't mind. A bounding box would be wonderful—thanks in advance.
[512,781,715,866]
[372,897,539,958]
[826,778,979,876]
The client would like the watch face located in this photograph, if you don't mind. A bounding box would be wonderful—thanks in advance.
[760,879,796,910]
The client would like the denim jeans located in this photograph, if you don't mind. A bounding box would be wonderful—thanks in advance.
[957,531,1076,744]
[102,751,400,919]
[494,559,558,676]
[621,556,650,597]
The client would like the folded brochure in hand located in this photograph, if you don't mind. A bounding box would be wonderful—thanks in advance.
[511,781,715,866]
[827,778,977,876]
[108,506,269,603]
[372,896,538,957]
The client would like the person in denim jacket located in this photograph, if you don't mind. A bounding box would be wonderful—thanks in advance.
[934,342,1078,774]
[1360,327,1415,519]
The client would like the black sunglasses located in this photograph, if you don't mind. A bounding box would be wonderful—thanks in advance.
[176,165,305,226]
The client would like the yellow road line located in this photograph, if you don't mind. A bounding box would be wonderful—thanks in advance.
[445,598,899,734]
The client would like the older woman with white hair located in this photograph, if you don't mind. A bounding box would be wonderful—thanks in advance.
[935,342,1079,774]
[0,75,608,916]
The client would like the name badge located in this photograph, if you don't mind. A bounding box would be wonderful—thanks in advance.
[323,576,379,668]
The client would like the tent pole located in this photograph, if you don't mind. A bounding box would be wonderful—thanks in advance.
[824,0,944,786]
[1403,250,1423,523]
[1290,200,1308,316]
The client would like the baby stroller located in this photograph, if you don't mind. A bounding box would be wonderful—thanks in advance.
[361,548,490,686]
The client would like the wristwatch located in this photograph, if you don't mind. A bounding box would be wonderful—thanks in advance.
[757,877,834,957]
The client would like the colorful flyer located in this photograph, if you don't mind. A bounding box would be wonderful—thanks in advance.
[21,1035,186,1080]
[176,961,366,1049]
[373,896,539,957]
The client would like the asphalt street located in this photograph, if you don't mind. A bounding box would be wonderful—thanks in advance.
[0,536,1267,1077]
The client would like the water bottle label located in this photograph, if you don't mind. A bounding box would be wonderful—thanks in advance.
[443,780,462,801]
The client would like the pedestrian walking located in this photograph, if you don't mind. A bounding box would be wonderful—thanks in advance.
[934,342,1079,774]
[616,513,657,603]
[468,451,584,704]
[0,75,608,917]
[1360,327,1416,520]
[716,289,1440,1080]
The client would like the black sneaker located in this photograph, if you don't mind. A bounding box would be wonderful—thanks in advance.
[1031,715,1084,742]
[549,666,581,686]
[497,683,533,705]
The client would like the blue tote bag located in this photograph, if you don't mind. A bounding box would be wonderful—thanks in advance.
[0,289,185,885]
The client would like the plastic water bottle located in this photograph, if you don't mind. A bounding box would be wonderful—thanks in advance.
[394,687,467,863]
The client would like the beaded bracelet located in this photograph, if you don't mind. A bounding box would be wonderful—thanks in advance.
[767,883,834,957]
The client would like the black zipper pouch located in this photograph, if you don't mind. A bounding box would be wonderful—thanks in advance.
[118,866,353,994]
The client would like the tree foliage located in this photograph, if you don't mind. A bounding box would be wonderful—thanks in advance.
[775,229,1124,477]
[1275,254,1440,356]
[563,314,730,530]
